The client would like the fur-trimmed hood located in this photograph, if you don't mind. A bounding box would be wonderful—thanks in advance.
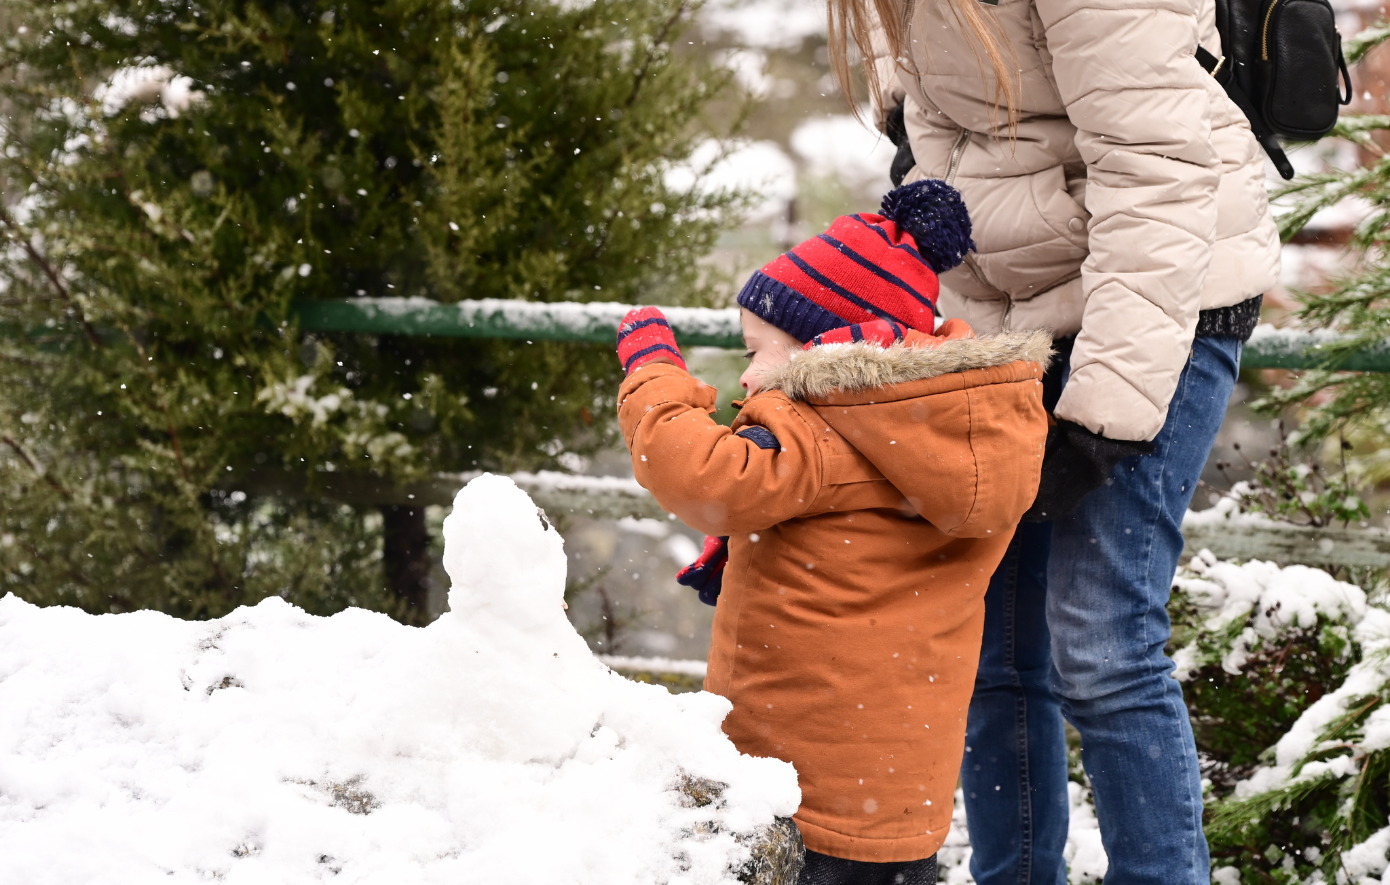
[760,329,1053,401]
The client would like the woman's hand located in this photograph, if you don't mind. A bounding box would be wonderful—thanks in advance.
[1022,421,1154,522]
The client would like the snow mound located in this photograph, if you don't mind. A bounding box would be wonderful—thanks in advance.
[0,473,798,885]
[1171,550,1365,678]
[1171,552,1390,810]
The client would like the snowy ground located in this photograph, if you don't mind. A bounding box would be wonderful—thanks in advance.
[0,475,798,885]
[935,783,1105,885]
[0,469,1113,884]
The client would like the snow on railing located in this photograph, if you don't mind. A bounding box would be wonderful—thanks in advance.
[1241,324,1390,371]
[10,295,1390,369]
[224,463,1390,567]
[291,299,1390,372]
[292,297,743,348]
[226,467,668,521]
[1182,504,1390,568]
[598,655,709,678]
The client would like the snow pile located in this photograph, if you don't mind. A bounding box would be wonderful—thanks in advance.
[1171,550,1366,677]
[96,65,205,120]
[790,115,896,198]
[0,474,798,885]
[666,139,797,223]
[700,0,826,50]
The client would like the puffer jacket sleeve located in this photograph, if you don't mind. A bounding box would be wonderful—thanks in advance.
[617,364,823,537]
[1039,0,1221,441]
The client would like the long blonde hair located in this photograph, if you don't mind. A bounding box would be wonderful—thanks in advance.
[827,0,1019,133]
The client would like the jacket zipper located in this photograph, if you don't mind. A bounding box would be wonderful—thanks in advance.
[944,128,972,184]
[1261,0,1284,60]
[942,128,1012,325]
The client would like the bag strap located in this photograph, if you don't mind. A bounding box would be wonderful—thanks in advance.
[1195,45,1228,83]
[1338,44,1354,105]
[1196,45,1296,180]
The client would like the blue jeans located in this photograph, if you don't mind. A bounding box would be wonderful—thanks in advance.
[962,336,1241,885]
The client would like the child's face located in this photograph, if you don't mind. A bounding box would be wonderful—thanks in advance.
[739,308,803,396]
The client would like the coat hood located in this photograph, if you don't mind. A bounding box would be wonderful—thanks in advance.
[760,330,1051,538]
[760,329,1052,400]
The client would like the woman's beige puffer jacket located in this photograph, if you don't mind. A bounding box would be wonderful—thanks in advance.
[876,0,1281,441]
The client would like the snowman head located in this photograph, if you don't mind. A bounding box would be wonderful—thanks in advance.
[441,474,570,635]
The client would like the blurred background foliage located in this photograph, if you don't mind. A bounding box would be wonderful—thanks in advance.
[0,0,745,623]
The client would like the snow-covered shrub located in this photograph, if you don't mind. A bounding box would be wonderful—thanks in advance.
[1208,428,1369,530]
[0,475,801,884]
[1169,551,1390,883]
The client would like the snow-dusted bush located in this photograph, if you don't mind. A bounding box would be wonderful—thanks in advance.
[1169,551,1390,883]
[0,476,800,884]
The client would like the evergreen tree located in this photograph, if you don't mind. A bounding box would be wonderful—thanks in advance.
[1258,22,1390,456]
[0,0,742,622]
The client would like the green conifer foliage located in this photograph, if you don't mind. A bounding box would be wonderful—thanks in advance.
[1257,23,1390,453]
[0,0,742,621]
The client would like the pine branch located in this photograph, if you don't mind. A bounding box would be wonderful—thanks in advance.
[1346,17,1390,65]
[1206,771,1342,838]
[1,434,71,499]
[1333,114,1390,151]
[1274,167,1378,241]
[620,0,690,111]
[0,203,103,347]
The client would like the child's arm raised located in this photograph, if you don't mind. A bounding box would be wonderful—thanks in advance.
[617,363,822,537]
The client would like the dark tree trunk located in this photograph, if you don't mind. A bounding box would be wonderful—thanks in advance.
[379,504,433,624]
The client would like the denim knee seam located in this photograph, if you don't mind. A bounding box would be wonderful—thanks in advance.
[965,521,1068,885]
[1001,548,1037,884]
[1136,348,1214,882]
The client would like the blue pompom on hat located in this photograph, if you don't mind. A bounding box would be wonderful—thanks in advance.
[878,178,976,275]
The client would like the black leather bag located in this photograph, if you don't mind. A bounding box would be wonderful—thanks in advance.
[1200,0,1352,179]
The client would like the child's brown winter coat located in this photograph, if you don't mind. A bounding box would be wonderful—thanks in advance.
[617,329,1051,863]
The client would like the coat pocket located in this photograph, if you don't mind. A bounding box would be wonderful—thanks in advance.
[1029,164,1089,251]
[824,452,886,486]
[951,164,1089,304]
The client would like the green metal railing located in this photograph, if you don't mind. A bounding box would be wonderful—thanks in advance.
[291,297,1390,372]
[8,296,1390,370]
[291,298,743,347]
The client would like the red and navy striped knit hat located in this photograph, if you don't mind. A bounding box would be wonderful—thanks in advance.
[736,179,974,342]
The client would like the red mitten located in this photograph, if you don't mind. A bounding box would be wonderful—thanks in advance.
[676,535,728,606]
[616,307,687,374]
[804,318,908,350]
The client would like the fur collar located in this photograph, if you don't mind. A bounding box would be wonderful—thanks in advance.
[761,329,1054,400]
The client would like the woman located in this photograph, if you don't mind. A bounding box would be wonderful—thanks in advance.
[829,0,1281,882]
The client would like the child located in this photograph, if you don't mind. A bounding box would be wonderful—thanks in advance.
[614,180,1050,885]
